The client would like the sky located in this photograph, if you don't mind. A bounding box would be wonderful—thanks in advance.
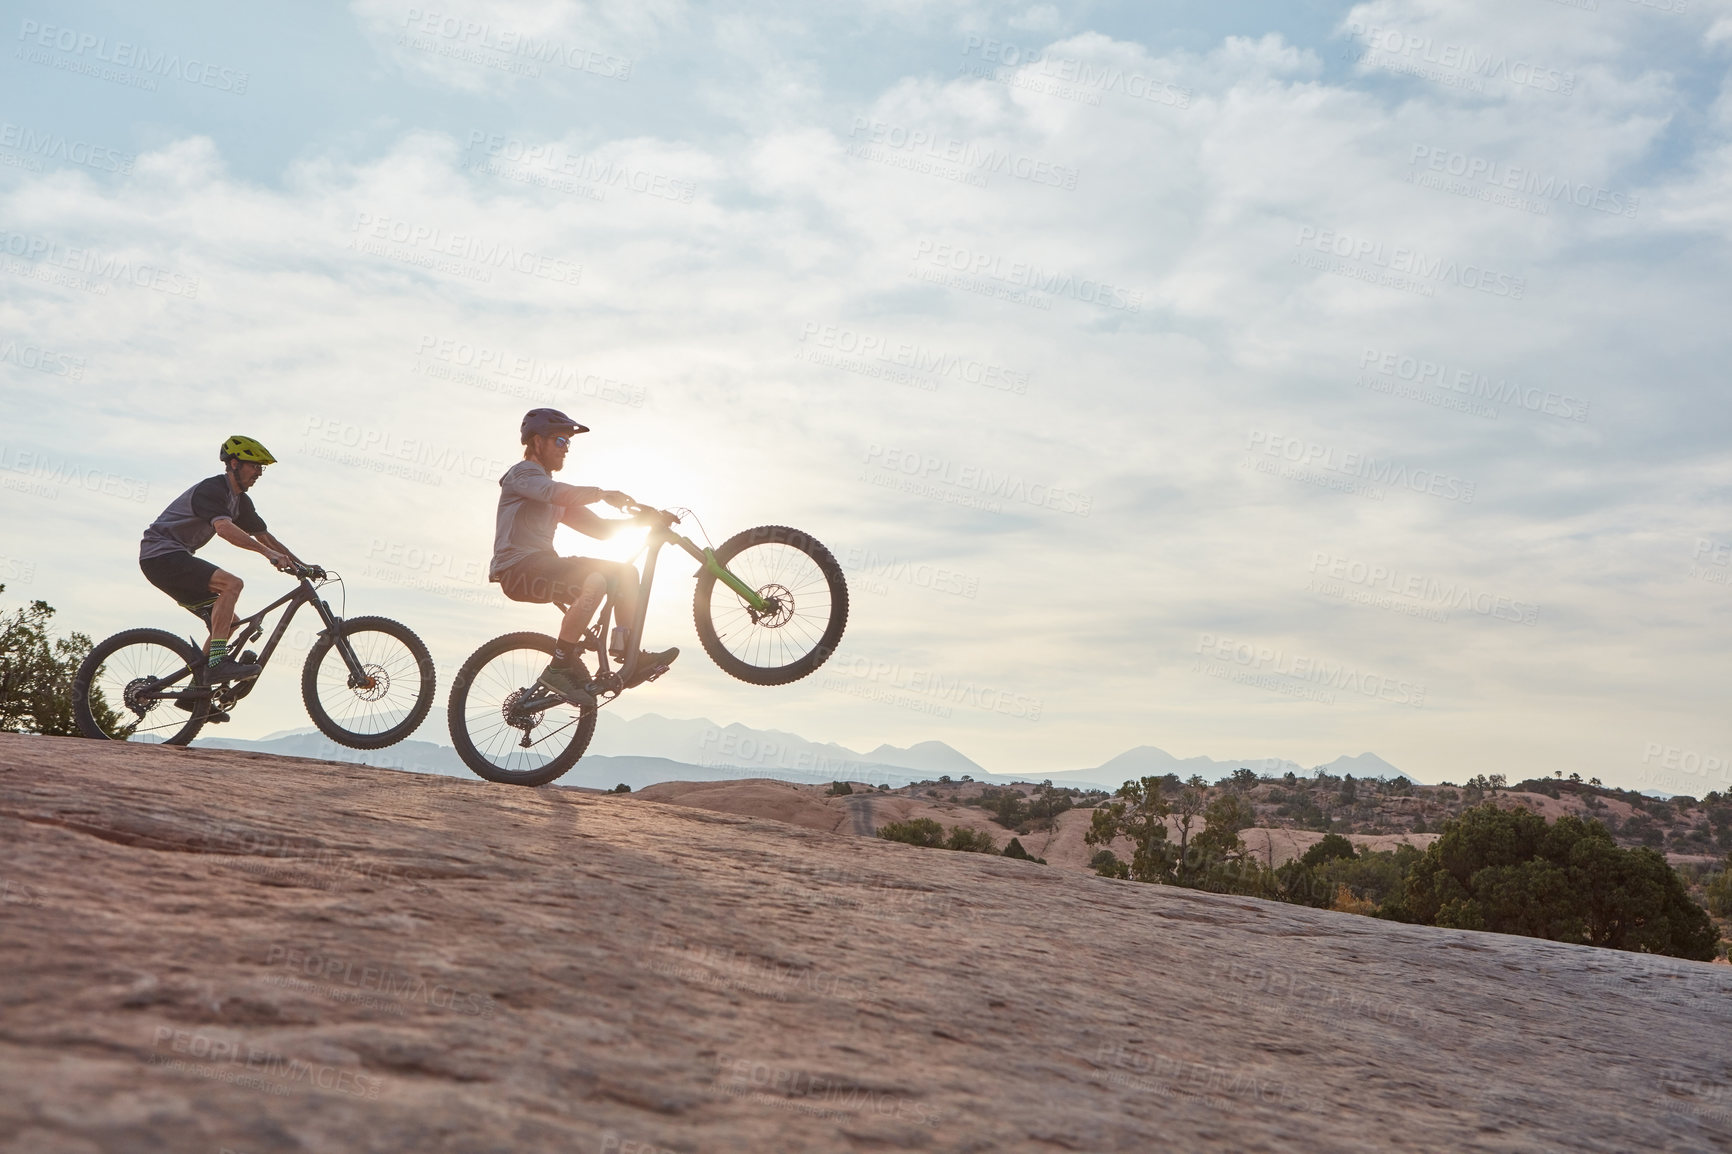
[2,0,1730,794]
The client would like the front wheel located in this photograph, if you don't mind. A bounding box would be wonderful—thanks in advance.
[72,628,208,744]
[447,632,597,786]
[693,525,848,686]
[302,616,436,750]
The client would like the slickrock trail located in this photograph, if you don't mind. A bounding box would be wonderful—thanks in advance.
[2,735,1730,1153]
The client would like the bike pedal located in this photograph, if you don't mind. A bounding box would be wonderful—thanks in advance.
[644,664,671,683]
[207,711,232,724]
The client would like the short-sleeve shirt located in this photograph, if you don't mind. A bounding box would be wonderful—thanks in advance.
[139,475,267,560]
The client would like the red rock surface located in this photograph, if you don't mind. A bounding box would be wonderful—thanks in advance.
[2,733,1730,1152]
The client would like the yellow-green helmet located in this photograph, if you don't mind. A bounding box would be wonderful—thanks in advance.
[220,435,277,465]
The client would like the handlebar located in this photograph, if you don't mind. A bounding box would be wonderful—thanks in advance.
[281,561,327,581]
[624,502,680,528]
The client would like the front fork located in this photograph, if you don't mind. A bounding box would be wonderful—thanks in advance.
[310,591,373,688]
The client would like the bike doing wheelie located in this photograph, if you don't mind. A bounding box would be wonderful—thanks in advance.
[448,504,848,785]
[74,563,437,748]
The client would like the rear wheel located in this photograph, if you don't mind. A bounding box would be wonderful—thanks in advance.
[693,525,848,685]
[72,628,208,744]
[447,632,596,786]
[302,616,436,750]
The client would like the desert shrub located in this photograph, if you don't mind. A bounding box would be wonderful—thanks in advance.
[945,827,998,854]
[1090,849,1130,879]
[975,786,1031,831]
[1707,861,1732,918]
[611,784,631,793]
[878,818,945,848]
[826,781,854,796]
[1001,838,1045,864]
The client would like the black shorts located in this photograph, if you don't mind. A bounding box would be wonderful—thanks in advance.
[496,554,628,606]
[140,551,220,623]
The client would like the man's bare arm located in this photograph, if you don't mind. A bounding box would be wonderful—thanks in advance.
[213,518,291,568]
[255,531,305,568]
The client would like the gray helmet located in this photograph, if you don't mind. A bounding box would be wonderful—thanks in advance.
[520,408,589,445]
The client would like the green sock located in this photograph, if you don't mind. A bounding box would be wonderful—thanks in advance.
[209,638,229,667]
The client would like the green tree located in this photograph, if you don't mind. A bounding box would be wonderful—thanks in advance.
[1086,777,1178,883]
[878,818,945,848]
[1170,786,1207,878]
[1276,833,1358,907]
[826,781,854,796]
[0,588,108,736]
[1403,805,1719,959]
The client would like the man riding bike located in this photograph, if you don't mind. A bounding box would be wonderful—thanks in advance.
[138,436,309,685]
[492,408,678,708]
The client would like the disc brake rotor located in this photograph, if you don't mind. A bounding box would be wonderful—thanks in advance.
[350,663,390,702]
[749,583,795,628]
[121,676,158,718]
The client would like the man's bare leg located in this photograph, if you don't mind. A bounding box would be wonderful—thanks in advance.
[558,572,609,650]
[205,570,245,663]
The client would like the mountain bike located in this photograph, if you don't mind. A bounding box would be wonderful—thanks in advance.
[73,564,436,749]
[448,505,848,786]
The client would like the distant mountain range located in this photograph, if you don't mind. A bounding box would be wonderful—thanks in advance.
[195,713,1415,790]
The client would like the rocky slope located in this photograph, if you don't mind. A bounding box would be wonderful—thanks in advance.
[2,733,1730,1153]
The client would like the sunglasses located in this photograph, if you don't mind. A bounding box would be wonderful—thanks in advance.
[552,436,571,448]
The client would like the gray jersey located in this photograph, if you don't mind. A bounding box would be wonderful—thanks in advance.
[490,460,603,579]
[140,475,266,560]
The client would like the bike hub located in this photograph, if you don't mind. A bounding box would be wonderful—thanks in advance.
[750,584,795,628]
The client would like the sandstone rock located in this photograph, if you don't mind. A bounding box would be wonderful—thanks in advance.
[1,734,1729,1152]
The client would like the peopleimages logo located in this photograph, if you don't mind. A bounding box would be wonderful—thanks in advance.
[1295,227,1524,299]
[864,443,1092,517]
[349,212,583,286]
[1245,430,1476,504]
[1194,633,1426,708]
[16,19,250,93]
[0,229,201,298]
[0,337,84,381]
[1345,22,1575,95]
[0,120,134,173]
[1407,145,1638,219]
[1307,552,1539,626]
[1360,348,1588,422]
[799,324,1029,394]
[912,240,1143,312]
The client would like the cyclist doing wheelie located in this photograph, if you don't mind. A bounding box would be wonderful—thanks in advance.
[138,436,309,686]
[492,408,678,708]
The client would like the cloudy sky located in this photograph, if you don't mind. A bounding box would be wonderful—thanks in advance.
[3,0,1730,792]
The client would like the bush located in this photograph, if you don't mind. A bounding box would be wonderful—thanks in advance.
[611,783,631,793]
[827,781,854,796]
[878,818,945,848]
[945,827,998,854]
[1707,861,1732,918]
[1090,849,1130,878]
[1001,837,1046,864]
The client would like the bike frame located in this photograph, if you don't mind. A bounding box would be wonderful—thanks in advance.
[529,510,766,703]
[150,574,371,704]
